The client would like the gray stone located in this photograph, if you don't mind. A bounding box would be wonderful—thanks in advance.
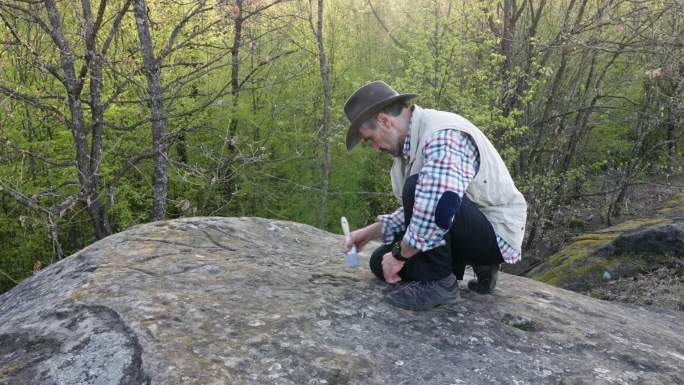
[608,222,684,257]
[528,218,683,291]
[1,217,682,385]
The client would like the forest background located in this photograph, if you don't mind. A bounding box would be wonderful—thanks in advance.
[0,0,682,293]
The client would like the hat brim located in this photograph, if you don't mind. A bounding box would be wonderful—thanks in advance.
[346,93,418,150]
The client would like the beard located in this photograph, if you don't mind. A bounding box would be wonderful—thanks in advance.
[391,134,407,157]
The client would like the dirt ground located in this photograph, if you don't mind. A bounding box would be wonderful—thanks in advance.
[589,265,683,311]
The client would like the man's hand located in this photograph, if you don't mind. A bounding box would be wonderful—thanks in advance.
[381,252,404,283]
[342,222,383,253]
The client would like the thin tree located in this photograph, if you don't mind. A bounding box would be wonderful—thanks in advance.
[308,0,333,228]
[132,0,168,221]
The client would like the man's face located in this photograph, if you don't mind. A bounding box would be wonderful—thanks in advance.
[358,113,406,157]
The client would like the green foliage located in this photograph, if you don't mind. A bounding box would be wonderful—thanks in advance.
[0,210,49,293]
[1,0,682,294]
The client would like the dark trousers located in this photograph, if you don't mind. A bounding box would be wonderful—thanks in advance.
[370,174,504,282]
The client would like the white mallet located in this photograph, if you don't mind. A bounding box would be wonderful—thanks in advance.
[341,217,360,268]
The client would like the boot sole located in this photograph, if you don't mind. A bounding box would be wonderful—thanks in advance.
[467,281,495,295]
[384,293,460,311]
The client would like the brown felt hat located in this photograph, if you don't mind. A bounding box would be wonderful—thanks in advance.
[344,81,418,150]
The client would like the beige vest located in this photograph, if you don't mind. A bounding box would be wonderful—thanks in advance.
[390,106,527,250]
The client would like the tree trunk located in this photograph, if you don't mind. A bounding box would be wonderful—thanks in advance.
[665,78,683,171]
[229,0,244,141]
[83,0,112,234]
[133,0,168,221]
[215,0,245,203]
[608,80,659,221]
[500,0,515,116]
[310,0,333,229]
[44,0,110,239]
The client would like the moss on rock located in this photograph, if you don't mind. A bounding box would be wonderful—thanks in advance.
[657,192,684,216]
[528,204,681,292]
[594,218,671,233]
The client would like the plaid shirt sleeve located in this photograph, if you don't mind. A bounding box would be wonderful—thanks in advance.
[498,237,521,264]
[403,129,479,251]
[378,207,405,244]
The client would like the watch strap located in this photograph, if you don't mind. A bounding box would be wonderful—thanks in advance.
[391,242,410,262]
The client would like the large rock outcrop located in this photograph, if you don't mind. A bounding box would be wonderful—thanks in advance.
[1,217,682,385]
[528,193,684,292]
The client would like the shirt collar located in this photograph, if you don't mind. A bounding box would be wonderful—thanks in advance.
[401,134,410,161]
[401,106,415,161]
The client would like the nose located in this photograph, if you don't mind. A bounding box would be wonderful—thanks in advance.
[372,142,380,151]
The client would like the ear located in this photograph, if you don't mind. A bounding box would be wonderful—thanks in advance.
[376,112,391,130]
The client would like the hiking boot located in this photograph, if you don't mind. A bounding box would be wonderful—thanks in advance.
[467,264,499,294]
[385,273,459,311]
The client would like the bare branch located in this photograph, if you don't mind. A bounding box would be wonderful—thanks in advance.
[0,269,19,284]
[0,1,51,32]
[0,136,73,167]
[101,0,133,56]
[367,0,407,51]
[0,13,65,84]
[238,49,297,90]
[0,180,49,214]
[159,1,215,60]
[162,51,232,94]
[243,0,287,21]
[0,83,67,123]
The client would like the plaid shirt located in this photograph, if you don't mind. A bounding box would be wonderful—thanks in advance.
[378,129,521,264]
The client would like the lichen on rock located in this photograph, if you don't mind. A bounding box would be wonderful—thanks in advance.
[0,217,682,385]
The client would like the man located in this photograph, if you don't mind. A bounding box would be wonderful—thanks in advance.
[342,80,527,311]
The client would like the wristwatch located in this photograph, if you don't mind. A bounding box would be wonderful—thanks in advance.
[391,242,410,262]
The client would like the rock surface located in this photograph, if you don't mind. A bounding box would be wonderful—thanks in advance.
[529,193,684,292]
[1,217,683,385]
[605,221,684,256]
